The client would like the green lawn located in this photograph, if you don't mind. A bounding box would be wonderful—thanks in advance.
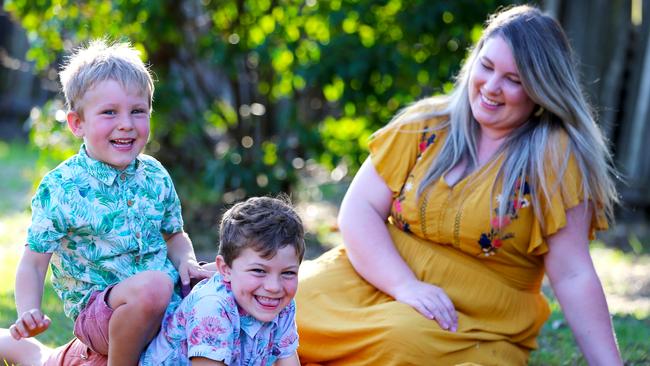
[1,140,649,364]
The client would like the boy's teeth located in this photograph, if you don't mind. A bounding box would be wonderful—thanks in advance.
[256,296,280,306]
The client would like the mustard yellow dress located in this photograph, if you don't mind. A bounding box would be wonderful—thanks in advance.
[295,116,607,366]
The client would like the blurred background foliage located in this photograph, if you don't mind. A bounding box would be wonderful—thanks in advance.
[3,0,513,249]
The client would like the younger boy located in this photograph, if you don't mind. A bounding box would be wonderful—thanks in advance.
[140,195,304,365]
[9,39,210,365]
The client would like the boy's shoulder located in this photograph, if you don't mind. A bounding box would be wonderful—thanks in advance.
[136,153,172,176]
[39,151,87,183]
[183,274,235,309]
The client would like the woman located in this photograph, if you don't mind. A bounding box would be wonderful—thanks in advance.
[295,5,622,365]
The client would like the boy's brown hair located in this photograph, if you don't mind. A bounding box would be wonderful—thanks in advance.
[219,195,305,266]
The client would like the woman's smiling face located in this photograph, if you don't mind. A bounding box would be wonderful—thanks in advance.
[468,36,536,139]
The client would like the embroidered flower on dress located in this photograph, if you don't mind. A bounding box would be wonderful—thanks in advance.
[392,128,435,234]
[478,179,530,256]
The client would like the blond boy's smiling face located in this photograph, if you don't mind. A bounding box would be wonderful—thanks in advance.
[67,79,150,170]
[217,246,300,323]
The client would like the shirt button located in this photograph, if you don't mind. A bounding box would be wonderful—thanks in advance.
[120,173,126,181]
[135,232,141,238]
[135,255,141,263]
[127,199,134,206]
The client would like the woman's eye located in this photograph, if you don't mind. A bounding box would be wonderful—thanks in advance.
[481,62,493,70]
[282,271,297,277]
[508,77,521,85]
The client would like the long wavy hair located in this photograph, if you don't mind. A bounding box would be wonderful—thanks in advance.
[386,5,618,229]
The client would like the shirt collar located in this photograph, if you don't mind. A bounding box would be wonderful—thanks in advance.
[78,144,141,186]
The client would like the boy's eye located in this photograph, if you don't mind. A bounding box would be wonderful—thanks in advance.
[250,268,266,274]
[281,271,297,277]
[102,110,116,115]
[132,108,147,114]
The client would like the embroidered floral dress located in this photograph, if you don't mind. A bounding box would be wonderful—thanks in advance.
[140,274,299,365]
[27,145,183,320]
[295,115,607,365]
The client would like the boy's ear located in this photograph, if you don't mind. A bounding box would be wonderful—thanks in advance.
[215,255,232,282]
[67,111,84,137]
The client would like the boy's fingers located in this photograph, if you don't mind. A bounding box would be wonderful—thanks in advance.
[9,324,22,340]
[179,268,190,285]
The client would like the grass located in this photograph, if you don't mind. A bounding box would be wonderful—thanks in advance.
[1,140,649,363]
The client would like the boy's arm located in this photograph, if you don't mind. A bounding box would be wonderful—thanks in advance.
[164,232,214,287]
[274,352,300,366]
[11,247,52,340]
[191,357,226,366]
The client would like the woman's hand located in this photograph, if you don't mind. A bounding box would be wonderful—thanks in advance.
[393,279,458,331]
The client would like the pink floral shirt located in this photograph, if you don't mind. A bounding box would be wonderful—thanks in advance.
[140,274,299,365]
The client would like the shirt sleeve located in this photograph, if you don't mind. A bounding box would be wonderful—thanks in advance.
[273,300,299,359]
[26,174,67,253]
[368,118,433,195]
[527,142,608,255]
[186,294,236,364]
[158,164,184,235]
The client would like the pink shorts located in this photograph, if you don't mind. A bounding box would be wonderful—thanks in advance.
[43,338,107,366]
[72,285,115,355]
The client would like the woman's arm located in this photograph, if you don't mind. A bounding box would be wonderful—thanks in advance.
[545,202,622,366]
[338,158,457,331]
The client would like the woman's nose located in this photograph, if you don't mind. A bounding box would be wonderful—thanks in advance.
[483,74,501,94]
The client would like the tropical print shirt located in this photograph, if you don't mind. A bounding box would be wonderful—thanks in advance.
[27,144,183,320]
[140,274,299,366]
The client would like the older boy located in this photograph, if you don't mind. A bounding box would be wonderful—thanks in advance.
[9,39,211,365]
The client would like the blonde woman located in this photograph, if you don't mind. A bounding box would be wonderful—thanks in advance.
[296,5,622,365]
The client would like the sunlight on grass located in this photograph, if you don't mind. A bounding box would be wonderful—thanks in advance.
[0,213,30,295]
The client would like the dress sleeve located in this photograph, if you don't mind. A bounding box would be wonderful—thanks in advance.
[26,174,66,253]
[368,119,430,195]
[527,151,609,255]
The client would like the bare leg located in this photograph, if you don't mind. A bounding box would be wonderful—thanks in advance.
[106,271,173,366]
[0,328,51,366]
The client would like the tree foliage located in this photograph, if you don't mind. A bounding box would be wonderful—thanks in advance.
[5,0,512,248]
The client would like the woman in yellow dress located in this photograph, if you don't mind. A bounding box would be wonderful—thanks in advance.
[295,5,622,366]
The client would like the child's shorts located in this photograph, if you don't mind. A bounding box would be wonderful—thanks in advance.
[73,285,115,355]
[43,338,107,366]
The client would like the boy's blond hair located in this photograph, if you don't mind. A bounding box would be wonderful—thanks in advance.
[59,39,154,117]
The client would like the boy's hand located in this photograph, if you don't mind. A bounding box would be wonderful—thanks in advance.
[9,309,51,340]
[178,259,216,296]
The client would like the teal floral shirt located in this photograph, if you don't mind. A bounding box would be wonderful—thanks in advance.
[27,145,183,320]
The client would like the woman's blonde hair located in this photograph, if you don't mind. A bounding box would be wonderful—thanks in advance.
[387,5,618,229]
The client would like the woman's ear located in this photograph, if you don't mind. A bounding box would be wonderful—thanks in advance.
[215,255,232,282]
[67,111,84,137]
